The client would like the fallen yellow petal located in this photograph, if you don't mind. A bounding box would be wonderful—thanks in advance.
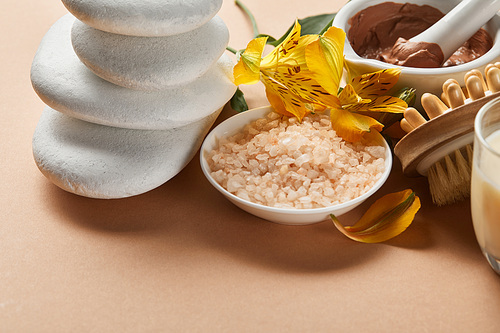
[331,189,421,243]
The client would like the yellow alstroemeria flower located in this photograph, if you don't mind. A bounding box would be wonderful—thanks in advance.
[234,21,336,121]
[233,20,407,143]
[305,27,407,142]
[328,69,408,142]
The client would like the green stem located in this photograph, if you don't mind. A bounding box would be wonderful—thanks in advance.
[235,0,260,38]
[226,46,237,54]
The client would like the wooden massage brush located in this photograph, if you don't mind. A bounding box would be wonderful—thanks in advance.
[394,63,500,206]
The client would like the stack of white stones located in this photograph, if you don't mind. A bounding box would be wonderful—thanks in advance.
[30,0,236,199]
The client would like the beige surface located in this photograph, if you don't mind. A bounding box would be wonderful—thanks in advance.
[1,0,500,332]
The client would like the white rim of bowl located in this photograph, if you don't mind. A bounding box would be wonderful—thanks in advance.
[333,0,500,75]
[200,106,393,216]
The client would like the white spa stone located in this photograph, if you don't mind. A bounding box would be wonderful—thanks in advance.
[32,106,220,199]
[71,15,229,90]
[61,0,223,37]
[31,15,236,130]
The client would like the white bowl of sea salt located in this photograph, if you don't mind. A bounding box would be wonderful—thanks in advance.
[200,106,392,225]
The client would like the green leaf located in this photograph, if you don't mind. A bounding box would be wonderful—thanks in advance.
[267,13,337,47]
[230,88,249,112]
[298,13,337,35]
[256,34,277,44]
[318,17,335,35]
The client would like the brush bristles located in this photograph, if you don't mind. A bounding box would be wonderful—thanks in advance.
[427,144,473,206]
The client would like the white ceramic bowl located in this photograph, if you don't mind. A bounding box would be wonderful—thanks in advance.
[200,106,392,225]
[333,0,500,108]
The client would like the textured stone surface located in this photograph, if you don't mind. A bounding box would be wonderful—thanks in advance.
[32,106,220,199]
[61,0,223,36]
[71,15,229,90]
[31,15,235,130]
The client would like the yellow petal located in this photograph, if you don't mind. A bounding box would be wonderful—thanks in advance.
[261,75,313,121]
[330,107,383,142]
[266,69,341,107]
[346,95,407,114]
[262,34,318,70]
[284,35,319,67]
[264,83,295,118]
[350,68,401,99]
[305,26,345,95]
[338,84,371,108]
[233,37,268,86]
[261,20,303,68]
[331,190,421,243]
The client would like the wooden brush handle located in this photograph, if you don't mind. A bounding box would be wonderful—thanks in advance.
[394,91,500,177]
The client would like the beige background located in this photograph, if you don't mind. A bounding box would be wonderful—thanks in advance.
[1,0,499,331]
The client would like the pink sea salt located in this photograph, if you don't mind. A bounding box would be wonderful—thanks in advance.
[207,111,386,209]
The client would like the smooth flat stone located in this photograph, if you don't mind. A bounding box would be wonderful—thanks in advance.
[33,106,220,199]
[71,15,229,90]
[31,15,235,130]
[61,0,223,37]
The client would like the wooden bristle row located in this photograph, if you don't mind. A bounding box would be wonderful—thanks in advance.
[401,62,500,134]
[464,69,488,94]
[401,107,426,132]
[399,118,414,133]
[465,74,486,100]
[485,63,500,92]
[421,93,448,119]
[445,80,466,109]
